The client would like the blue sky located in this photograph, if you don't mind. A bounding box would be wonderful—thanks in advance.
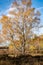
[32,0,43,35]
[0,0,14,15]
[0,0,43,35]
[0,0,43,15]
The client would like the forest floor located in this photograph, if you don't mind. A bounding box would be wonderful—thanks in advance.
[0,55,43,65]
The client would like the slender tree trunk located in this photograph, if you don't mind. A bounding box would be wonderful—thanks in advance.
[22,18,25,55]
[22,34,25,55]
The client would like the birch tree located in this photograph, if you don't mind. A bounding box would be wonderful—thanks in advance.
[0,0,40,55]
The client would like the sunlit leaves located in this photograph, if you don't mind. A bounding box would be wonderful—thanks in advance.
[29,45,36,52]
[22,0,31,5]
[23,8,35,17]
[0,15,8,23]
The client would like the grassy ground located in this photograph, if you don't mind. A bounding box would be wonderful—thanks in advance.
[0,55,43,65]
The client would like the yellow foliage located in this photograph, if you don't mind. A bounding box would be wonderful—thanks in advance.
[14,18,18,22]
[2,28,7,34]
[29,45,35,51]
[14,40,21,48]
[22,1,27,5]
[9,11,17,15]
[9,42,14,49]
[22,0,31,5]
[9,11,22,17]
[23,8,35,17]
[1,15,8,23]
[39,41,43,49]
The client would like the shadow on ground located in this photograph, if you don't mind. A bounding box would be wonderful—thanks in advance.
[0,55,43,65]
